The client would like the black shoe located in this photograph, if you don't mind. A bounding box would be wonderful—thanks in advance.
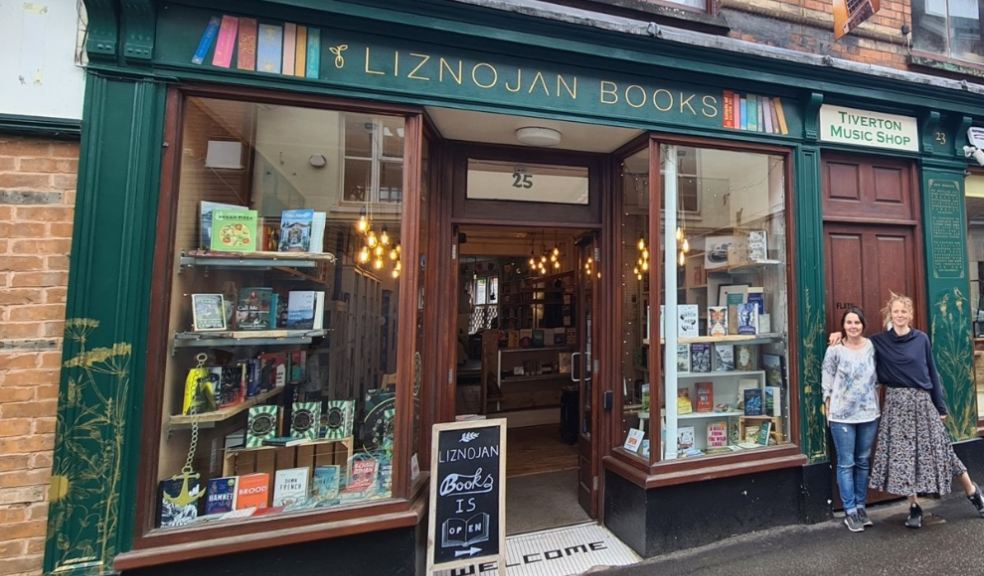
[905,504,923,529]
[968,483,984,518]
[844,512,865,532]
[856,507,873,527]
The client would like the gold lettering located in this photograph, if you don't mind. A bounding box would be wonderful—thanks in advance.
[439,58,462,85]
[701,95,719,118]
[625,85,646,109]
[407,53,431,80]
[679,93,696,115]
[364,47,384,75]
[600,80,618,105]
[653,89,673,112]
[472,62,498,88]
[528,71,550,96]
[556,75,577,100]
[505,69,523,93]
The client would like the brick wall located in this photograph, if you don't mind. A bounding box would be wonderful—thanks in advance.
[0,136,77,576]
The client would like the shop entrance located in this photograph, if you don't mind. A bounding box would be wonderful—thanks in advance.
[451,225,599,533]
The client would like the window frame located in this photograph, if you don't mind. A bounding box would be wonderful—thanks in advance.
[606,133,805,487]
[128,83,430,566]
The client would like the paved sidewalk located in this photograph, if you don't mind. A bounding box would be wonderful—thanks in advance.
[589,492,984,576]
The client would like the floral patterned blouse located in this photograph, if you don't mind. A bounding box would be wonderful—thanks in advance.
[821,340,879,423]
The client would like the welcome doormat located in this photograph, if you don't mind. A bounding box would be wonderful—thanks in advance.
[436,522,640,576]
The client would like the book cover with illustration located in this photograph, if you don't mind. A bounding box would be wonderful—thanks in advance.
[677,426,695,450]
[278,209,314,252]
[762,353,786,389]
[743,389,764,416]
[158,477,202,528]
[286,290,324,329]
[204,476,238,515]
[756,420,773,446]
[736,303,758,335]
[289,350,307,383]
[707,306,728,336]
[235,473,270,509]
[258,352,288,390]
[213,362,246,408]
[273,467,309,507]
[312,465,340,504]
[191,293,227,332]
[706,421,728,448]
[713,344,735,372]
[676,344,691,373]
[236,287,275,330]
[290,401,321,440]
[736,344,758,371]
[210,209,258,253]
[343,455,379,497]
[441,513,491,549]
[690,343,711,373]
[246,405,280,448]
[323,400,354,440]
[678,304,700,337]
[764,386,782,417]
[200,201,246,250]
[695,381,714,412]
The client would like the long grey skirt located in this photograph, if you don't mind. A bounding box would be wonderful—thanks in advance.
[869,387,967,496]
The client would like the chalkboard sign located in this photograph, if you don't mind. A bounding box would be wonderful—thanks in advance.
[427,418,507,575]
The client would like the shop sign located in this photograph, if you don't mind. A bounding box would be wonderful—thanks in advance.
[819,104,918,152]
[156,7,802,138]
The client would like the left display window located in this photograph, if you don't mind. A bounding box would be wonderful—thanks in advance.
[155,96,405,529]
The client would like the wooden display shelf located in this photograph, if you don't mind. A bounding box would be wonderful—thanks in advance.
[500,346,574,353]
[181,249,337,268]
[174,329,327,348]
[499,373,570,384]
[678,410,744,419]
[167,387,284,431]
[661,333,782,345]
[678,370,765,379]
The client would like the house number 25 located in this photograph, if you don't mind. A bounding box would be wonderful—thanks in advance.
[512,172,533,188]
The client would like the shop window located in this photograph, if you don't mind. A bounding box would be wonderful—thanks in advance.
[155,96,406,530]
[966,174,984,423]
[619,142,791,462]
[912,0,984,65]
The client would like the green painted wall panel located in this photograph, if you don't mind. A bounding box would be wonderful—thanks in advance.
[921,164,978,441]
[44,74,165,576]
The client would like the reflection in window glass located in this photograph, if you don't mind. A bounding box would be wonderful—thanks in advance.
[966,175,984,418]
[159,97,405,530]
[912,0,984,64]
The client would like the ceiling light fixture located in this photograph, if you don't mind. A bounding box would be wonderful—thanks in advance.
[515,126,562,147]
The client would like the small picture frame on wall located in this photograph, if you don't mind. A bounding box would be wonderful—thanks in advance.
[192,294,227,331]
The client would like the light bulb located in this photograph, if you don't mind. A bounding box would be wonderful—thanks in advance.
[373,258,384,270]
[678,250,685,266]
[642,260,649,271]
[682,238,690,253]
[367,232,378,248]
[529,255,536,267]
[633,266,639,275]
[550,254,557,263]
[375,246,385,258]
[356,215,369,233]
[380,228,390,246]
[637,237,645,251]
[395,260,402,271]
[553,261,560,269]
[540,255,547,263]
[642,250,648,261]
[389,247,399,260]
[552,246,560,257]
[675,227,683,242]
[359,247,370,263]
[392,268,400,278]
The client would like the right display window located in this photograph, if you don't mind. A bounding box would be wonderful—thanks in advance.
[965,173,984,424]
[653,143,791,461]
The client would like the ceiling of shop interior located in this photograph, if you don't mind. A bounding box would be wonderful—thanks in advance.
[458,225,592,258]
[426,106,643,153]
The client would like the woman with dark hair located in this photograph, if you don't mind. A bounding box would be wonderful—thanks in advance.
[822,306,879,532]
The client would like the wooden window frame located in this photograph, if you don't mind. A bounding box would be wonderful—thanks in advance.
[122,83,432,570]
[604,133,806,489]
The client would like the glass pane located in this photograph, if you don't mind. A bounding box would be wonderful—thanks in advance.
[948,0,984,63]
[380,160,404,203]
[159,97,405,530]
[618,147,651,463]
[967,175,984,419]
[412,133,429,480]
[467,159,589,204]
[344,115,373,158]
[659,144,789,461]
[912,0,950,55]
[382,117,406,158]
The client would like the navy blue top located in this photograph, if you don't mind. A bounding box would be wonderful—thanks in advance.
[870,328,947,415]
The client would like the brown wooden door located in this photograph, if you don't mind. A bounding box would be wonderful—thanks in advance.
[574,234,600,517]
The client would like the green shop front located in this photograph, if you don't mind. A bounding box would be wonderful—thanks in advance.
[46,1,984,575]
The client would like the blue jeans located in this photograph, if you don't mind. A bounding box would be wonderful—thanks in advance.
[830,419,879,512]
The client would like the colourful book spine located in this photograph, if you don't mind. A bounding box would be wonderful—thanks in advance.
[732,92,741,128]
[306,28,321,79]
[762,97,774,133]
[192,16,220,65]
[747,94,758,132]
[294,26,307,77]
[282,23,296,76]
[739,96,747,130]
[256,24,283,73]
[770,98,780,134]
[722,90,734,129]
[757,97,765,132]
[211,15,239,68]
[773,97,789,135]
[237,18,258,71]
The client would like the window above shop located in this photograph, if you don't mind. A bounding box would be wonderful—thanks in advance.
[912,0,984,66]
[533,0,729,34]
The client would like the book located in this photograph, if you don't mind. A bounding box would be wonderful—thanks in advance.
[235,473,269,509]
[182,366,217,415]
[236,17,258,71]
[737,379,760,408]
[532,329,545,347]
[199,201,246,250]
[211,209,258,252]
[722,90,735,128]
[288,350,307,383]
[211,15,239,68]
[306,28,321,79]
[273,467,309,507]
[258,352,288,390]
[706,421,728,448]
[747,94,759,132]
[743,389,764,416]
[236,287,275,330]
[712,344,735,372]
[747,230,768,262]
[279,209,314,252]
[294,25,307,77]
[762,354,786,389]
[690,343,711,372]
[623,428,644,452]
[291,401,321,440]
[746,287,765,316]
[286,290,322,329]
[707,306,728,336]
[736,303,759,335]
[756,420,773,446]
[323,400,355,440]
[558,352,572,374]
[677,426,695,450]
[677,388,693,414]
[764,386,782,417]
[246,405,279,448]
[773,97,789,135]
[762,97,774,134]
[344,456,378,495]
[213,363,246,408]
[192,16,220,65]
[695,381,714,412]
[282,23,296,76]
[158,477,202,528]
[718,284,749,307]
[312,465,340,504]
[736,344,758,371]
[441,513,490,548]
[191,293,226,331]
[676,344,690,373]
[678,304,700,337]
[739,95,747,130]
[257,24,283,73]
[204,476,238,515]
[262,436,306,447]
[309,211,327,253]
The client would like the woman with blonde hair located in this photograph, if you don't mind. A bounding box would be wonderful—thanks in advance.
[867,292,984,528]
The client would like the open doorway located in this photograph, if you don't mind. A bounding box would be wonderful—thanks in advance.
[453,225,592,535]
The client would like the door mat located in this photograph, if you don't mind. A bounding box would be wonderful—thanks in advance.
[436,522,640,576]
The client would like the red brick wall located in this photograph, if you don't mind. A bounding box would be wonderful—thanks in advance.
[0,136,77,576]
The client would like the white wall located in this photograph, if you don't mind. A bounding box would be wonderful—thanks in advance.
[0,0,85,120]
